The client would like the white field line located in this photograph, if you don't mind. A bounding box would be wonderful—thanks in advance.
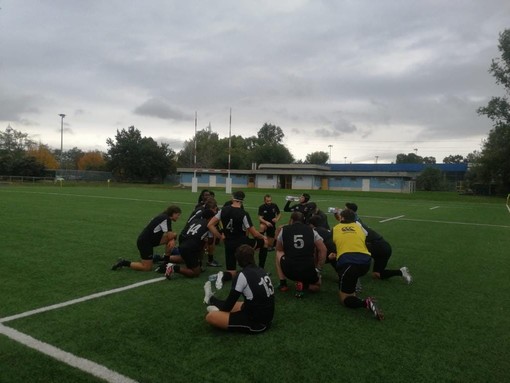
[430,206,440,210]
[379,215,405,223]
[364,215,510,229]
[0,324,139,383]
[0,189,195,205]
[507,204,510,213]
[0,277,166,324]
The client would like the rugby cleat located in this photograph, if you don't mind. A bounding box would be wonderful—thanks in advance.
[400,267,413,284]
[203,281,214,304]
[355,278,363,294]
[207,259,222,267]
[295,281,304,298]
[365,297,384,320]
[111,258,126,271]
[215,271,224,290]
[164,263,175,280]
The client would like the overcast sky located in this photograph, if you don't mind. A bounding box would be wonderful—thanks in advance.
[1,1,509,164]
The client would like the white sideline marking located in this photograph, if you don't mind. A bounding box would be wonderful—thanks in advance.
[0,324,139,383]
[0,277,165,324]
[506,204,510,213]
[430,206,440,210]
[365,215,510,229]
[379,215,404,223]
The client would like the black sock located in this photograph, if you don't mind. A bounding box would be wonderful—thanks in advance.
[343,296,365,309]
[173,265,181,273]
[121,260,131,267]
[208,253,214,262]
[279,279,287,286]
[380,269,402,279]
[258,248,268,268]
[163,255,170,264]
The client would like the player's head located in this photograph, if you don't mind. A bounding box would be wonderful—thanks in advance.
[345,202,358,212]
[202,209,216,220]
[290,211,304,223]
[340,208,356,223]
[164,205,182,220]
[308,214,322,228]
[198,189,210,203]
[232,190,245,202]
[264,194,272,204]
[203,197,218,211]
[236,244,255,267]
[301,193,311,203]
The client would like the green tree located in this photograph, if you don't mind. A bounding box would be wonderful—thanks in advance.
[106,126,175,183]
[250,124,294,165]
[0,125,44,176]
[212,135,252,169]
[422,156,436,164]
[477,29,510,193]
[396,153,423,163]
[305,151,329,165]
[252,143,294,165]
[416,167,446,191]
[177,129,220,168]
[257,123,284,145]
[443,154,465,163]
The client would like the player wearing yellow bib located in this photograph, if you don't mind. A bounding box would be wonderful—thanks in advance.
[331,209,383,320]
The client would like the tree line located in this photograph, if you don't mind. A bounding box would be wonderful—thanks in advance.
[1,29,509,191]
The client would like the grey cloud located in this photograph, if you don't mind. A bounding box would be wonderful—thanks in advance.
[134,99,192,121]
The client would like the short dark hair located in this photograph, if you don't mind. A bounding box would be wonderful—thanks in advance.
[203,197,218,210]
[340,208,356,223]
[163,205,182,216]
[290,211,304,223]
[232,190,245,202]
[345,202,358,212]
[236,244,255,267]
[308,214,322,227]
[202,209,216,220]
[302,193,311,203]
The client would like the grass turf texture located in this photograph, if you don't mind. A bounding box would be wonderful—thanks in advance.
[0,184,509,382]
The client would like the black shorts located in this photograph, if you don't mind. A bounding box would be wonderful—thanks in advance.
[263,225,276,238]
[137,238,154,260]
[228,307,271,334]
[336,263,370,294]
[368,240,392,273]
[280,257,319,284]
[224,237,264,270]
[179,246,201,269]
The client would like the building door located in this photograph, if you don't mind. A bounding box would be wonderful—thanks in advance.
[279,175,292,189]
[362,178,370,192]
[209,175,216,187]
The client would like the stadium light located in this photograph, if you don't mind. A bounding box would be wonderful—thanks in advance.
[59,114,66,168]
[328,144,333,164]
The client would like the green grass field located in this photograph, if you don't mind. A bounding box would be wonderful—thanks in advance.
[1,184,509,383]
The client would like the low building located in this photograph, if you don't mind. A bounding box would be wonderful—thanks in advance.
[176,163,467,193]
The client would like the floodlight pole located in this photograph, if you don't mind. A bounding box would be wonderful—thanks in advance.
[192,111,198,193]
[59,114,65,169]
[328,144,333,164]
[225,108,232,194]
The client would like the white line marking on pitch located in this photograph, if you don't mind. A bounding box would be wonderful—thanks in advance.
[0,324,139,383]
[379,215,405,223]
[0,277,165,324]
[430,206,440,210]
